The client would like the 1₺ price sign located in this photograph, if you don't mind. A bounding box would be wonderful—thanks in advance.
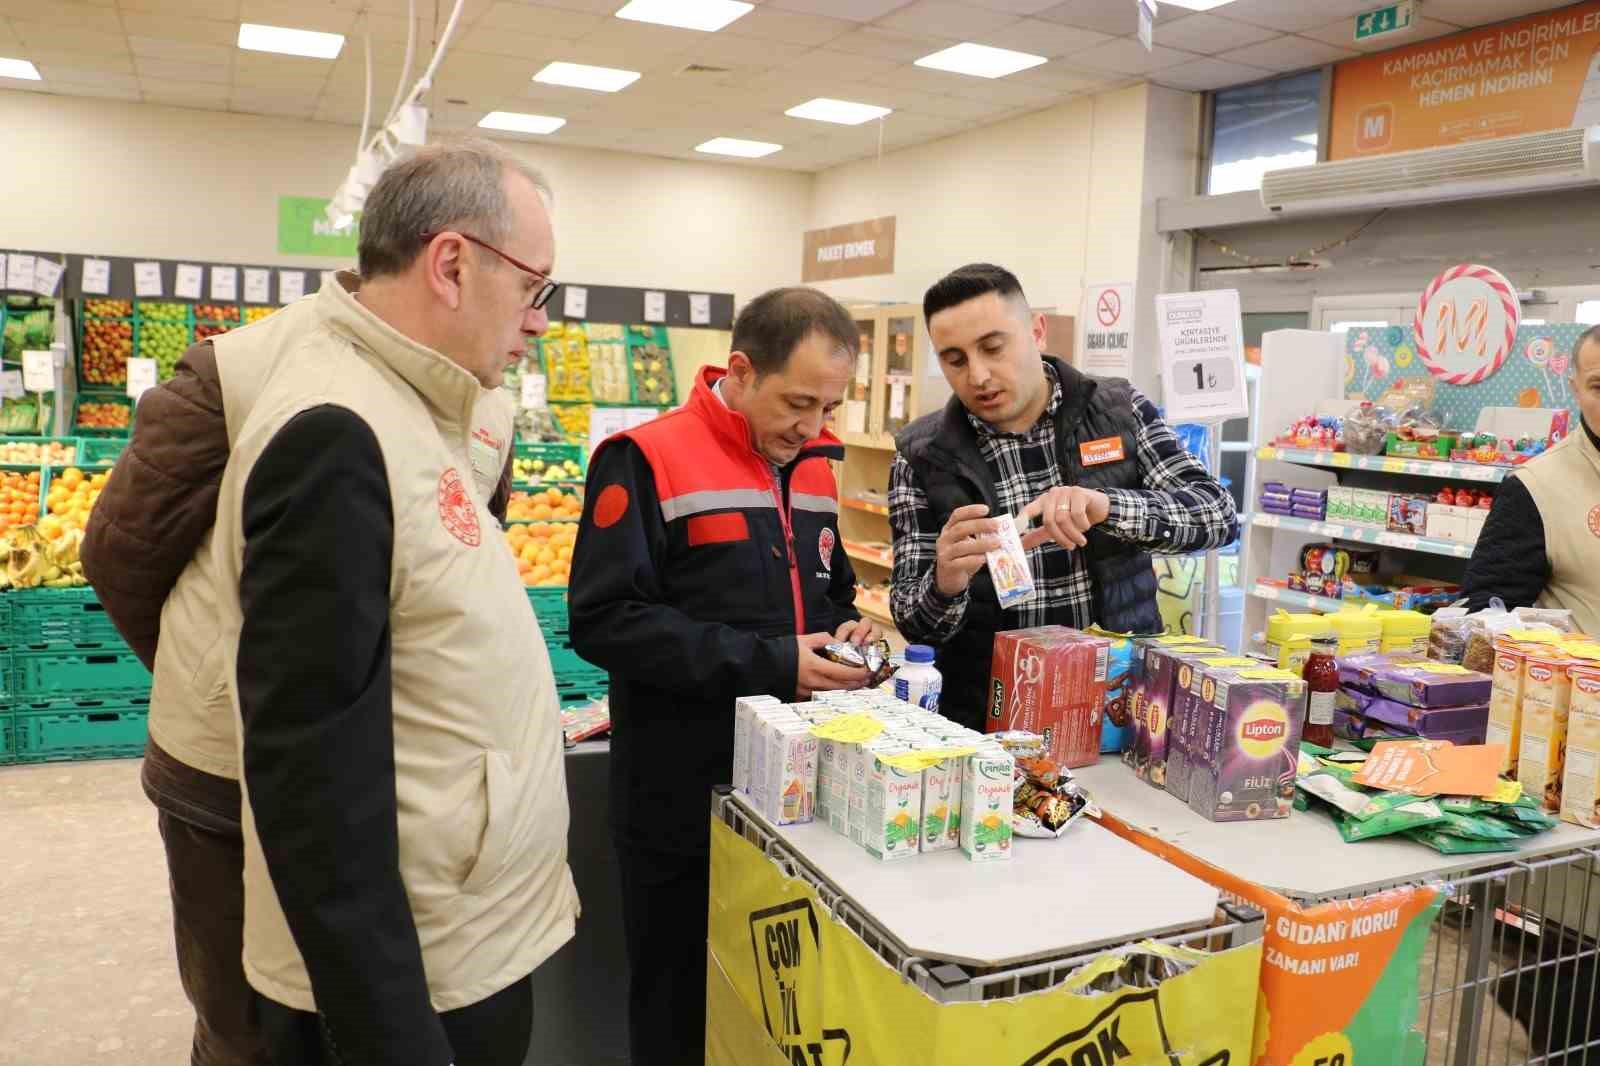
[1155,289,1249,424]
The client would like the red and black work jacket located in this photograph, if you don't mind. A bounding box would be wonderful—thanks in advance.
[569,366,859,853]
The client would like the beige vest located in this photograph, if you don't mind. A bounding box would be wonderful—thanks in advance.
[212,274,575,1011]
[1516,426,1600,637]
[148,297,515,780]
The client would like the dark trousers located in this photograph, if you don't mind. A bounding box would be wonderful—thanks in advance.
[615,840,710,1066]
[251,973,535,1066]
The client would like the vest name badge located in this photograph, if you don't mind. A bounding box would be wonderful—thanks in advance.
[1080,436,1126,466]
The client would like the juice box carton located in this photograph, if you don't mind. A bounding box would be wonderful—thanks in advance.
[989,627,1110,769]
[1188,667,1305,823]
[960,751,1016,862]
[756,719,818,826]
[732,695,782,793]
[1166,656,1255,803]
[1562,664,1600,828]
[1135,642,1224,788]
[1519,650,1577,812]
[816,736,839,822]
[848,742,900,846]
[920,755,963,853]
[862,747,921,861]
[747,709,798,813]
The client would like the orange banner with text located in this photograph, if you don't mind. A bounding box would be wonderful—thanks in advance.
[1330,2,1600,159]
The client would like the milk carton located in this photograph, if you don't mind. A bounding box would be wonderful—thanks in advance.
[863,749,924,861]
[960,751,1016,862]
[846,742,877,846]
[1519,650,1576,812]
[1562,664,1600,828]
[920,755,963,853]
[755,718,818,825]
[733,695,782,793]
[748,709,798,814]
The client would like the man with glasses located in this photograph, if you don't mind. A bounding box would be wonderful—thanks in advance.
[84,140,575,1066]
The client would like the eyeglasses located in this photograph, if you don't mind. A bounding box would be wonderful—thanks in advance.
[420,230,560,310]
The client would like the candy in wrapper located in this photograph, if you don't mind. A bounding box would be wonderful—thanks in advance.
[1012,756,1092,837]
[991,730,1046,758]
[985,512,1037,608]
[819,637,896,688]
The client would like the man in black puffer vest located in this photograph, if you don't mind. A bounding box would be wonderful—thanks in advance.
[889,264,1238,729]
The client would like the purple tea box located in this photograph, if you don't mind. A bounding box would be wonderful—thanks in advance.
[1166,656,1255,804]
[1370,662,1492,709]
[1131,641,1223,789]
[1188,666,1306,823]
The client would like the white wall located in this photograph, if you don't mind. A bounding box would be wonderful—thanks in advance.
[0,89,811,301]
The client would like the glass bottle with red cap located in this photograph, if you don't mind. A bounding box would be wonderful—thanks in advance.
[1301,636,1339,748]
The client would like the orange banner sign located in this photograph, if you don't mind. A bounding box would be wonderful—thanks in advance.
[1330,1,1600,159]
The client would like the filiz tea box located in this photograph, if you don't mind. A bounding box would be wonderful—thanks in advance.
[960,750,1016,862]
[988,627,1110,769]
[1188,667,1306,823]
[1135,642,1223,789]
[1166,656,1255,804]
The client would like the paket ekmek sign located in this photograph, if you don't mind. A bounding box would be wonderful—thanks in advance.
[1330,1,1600,159]
[801,217,895,283]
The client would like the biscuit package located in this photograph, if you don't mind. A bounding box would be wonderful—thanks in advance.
[1562,662,1600,829]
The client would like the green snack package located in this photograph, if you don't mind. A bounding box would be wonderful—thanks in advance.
[1405,827,1520,854]
[1299,767,1430,822]
[1492,805,1559,831]
[1435,811,1521,842]
[1338,800,1445,842]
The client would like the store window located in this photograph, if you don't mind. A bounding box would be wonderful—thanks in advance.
[1577,300,1600,325]
[1207,70,1322,195]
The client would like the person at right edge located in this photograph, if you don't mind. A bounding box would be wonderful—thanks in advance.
[1463,324,1600,634]
[889,263,1239,729]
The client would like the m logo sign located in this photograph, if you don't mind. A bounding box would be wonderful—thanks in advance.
[1356,104,1393,151]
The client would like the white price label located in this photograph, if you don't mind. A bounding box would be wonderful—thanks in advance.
[243,268,271,304]
[81,258,112,295]
[1377,531,1407,548]
[278,270,305,304]
[32,258,63,297]
[0,370,23,399]
[689,293,711,325]
[134,261,164,297]
[563,285,588,320]
[21,350,54,393]
[1258,585,1280,600]
[1463,465,1495,481]
[6,253,35,293]
[643,290,666,323]
[126,357,158,400]
[210,266,238,302]
[520,372,547,409]
[174,263,203,300]
[1255,513,1279,528]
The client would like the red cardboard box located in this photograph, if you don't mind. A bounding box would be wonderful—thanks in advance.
[988,627,1110,768]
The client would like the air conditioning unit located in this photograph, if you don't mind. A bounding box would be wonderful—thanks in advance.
[1260,125,1600,214]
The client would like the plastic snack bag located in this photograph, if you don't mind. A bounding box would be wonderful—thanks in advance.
[985,512,1037,608]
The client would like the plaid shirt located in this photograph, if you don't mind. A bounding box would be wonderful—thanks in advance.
[889,364,1236,643]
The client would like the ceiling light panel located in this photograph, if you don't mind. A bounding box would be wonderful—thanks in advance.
[480,111,567,134]
[785,97,892,125]
[534,61,641,92]
[695,137,782,157]
[0,57,42,80]
[614,0,753,33]
[237,23,345,60]
[914,42,1047,79]
[1161,0,1240,9]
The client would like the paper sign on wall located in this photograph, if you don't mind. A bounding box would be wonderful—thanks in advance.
[278,270,306,304]
[643,290,666,323]
[520,372,547,409]
[210,266,239,302]
[32,258,63,298]
[6,254,35,293]
[588,406,660,457]
[126,357,158,400]
[563,285,588,320]
[134,261,164,298]
[0,370,23,399]
[1154,288,1249,424]
[21,350,54,393]
[81,258,112,296]
[243,268,271,304]
[1078,282,1136,378]
[174,263,204,300]
[689,293,711,326]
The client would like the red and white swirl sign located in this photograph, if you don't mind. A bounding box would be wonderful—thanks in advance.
[1413,263,1519,385]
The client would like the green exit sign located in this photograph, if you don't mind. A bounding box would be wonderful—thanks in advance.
[1355,0,1413,41]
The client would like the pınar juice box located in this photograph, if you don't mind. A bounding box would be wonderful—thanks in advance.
[960,751,1015,861]
[920,755,962,853]
[863,749,922,861]
[758,719,818,826]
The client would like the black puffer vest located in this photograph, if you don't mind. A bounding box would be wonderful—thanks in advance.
[897,358,1162,729]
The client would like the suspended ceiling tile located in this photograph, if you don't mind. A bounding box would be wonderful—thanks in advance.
[575,19,706,59]
[1036,0,1154,37]
[235,0,360,36]
[1152,55,1276,92]
[134,55,232,84]
[962,74,1072,107]
[862,61,987,95]
[140,75,228,101]
[454,25,565,61]
[231,98,319,120]
[968,0,1071,14]
[1211,0,1378,33]
[826,26,955,62]
[765,0,912,23]
[10,22,130,56]
[1413,0,1565,21]
[127,35,235,66]
[121,0,242,18]
[31,63,139,89]
[899,91,1017,121]
[511,0,620,14]
[721,8,855,47]
[878,0,1024,40]
[680,31,813,70]
[1067,38,1199,76]
[232,50,336,89]
[438,49,551,87]
[1299,16,1464,53]
[974,18,1112,58]
[773,47,888,82]
[1216,33,1358,73]
[0,24,19,51]
[47,81,140,100]
[119,12,240,46]
[1152,13,1282,54]
[16,47,135,73]
[1010,60,1124,92]
[5,1,122,34]
[476,2,605,39]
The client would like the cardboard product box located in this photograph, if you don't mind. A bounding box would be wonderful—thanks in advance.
[1356,692,1489,744]
[960,751,1016,862]
[1561,665,1600,829]
[1353,489,1391,529]
[989,627,1110,770]
[1135,643,1225,789]
[1326,486,1354,524]
[732,695,782,793]
[1167,656,1256,804]
[1387,494,1429,536]
[1425,505,1468,544]
[1369,662,1492,708]
[1188,667,1307,823]
[748,709,800,813]
[755,719,819,826]
[1489,639,1537,776]
[1518,651,1575,812]
[862,749,923,861]
[920,756,963,853]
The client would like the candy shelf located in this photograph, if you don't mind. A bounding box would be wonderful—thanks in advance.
[1248,582,1344,614]
[1255,446,1508,483]
[1250,512,1475,559]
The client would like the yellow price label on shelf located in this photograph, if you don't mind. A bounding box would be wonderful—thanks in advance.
[1332,453,1353,468]
[808,714,884,744]
[1382,458,1405,473]
[1258,447,1279,460]
[879,745,978,772]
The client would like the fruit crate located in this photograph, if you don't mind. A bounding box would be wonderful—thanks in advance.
[528,587,569,634]
[8,587,121,646]
[554,666,608,709]
[73,393,134,438]
[0,393,55,436]
[1,709,13,765]
[506,485,583,523]
[80,438,126,468]
[2,300,56,364]
[515,441,585,472]
[13,646,151,697]
[626,328,676,407]
[0,437,81,467]
[12,693,149,763]
[77,298,136,387]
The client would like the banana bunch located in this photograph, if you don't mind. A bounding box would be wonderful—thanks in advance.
[0,525,88,589]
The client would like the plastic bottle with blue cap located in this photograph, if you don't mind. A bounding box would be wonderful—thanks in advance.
[893,645,942,713]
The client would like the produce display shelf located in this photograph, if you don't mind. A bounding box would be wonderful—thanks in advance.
[12,646,152,697]
[514,440,585,470]
[12,693,149,764]
[1257,445,1509,483]
[0,710,13,765]
[7,587,119,646]
[1250,512,1476,559]
[72,393,134,438]
[78,438,125,467]
[1248,581,1344,614]
[512,480,583,492]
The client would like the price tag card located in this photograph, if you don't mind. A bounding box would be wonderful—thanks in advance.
[22,350,54,393]
[243,268,271,304]
[81,258,112,295]
[32,258,63,297]
[563,285,588,320]
[0,370,24,399]
[520,372,547,409]
[1463,465,1495,481]
[643,290,666,323]
[1256,513,1280,528]
[278,270,305,304]
[689,293,710,325]
[1154,289,1248,424]
[6,253,35,293]
[126,357,158,399]
[174,263,203,300]
[134,261,164,297]
[1377,531,1407,548]
[210,266,238,302]
[1382,457,1405,473]
[1332,453,1353,468]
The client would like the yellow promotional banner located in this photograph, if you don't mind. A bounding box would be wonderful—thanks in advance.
[706,817,1261,1066]
[1330,2,1600,158]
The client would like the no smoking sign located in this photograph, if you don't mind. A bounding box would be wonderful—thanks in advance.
[1096,289,1121,327]
[1079,282,1135,378]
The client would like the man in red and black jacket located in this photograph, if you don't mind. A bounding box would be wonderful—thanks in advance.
[570,287,880,1066]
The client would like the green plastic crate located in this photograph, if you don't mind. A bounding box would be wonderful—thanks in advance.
[1,709,13,765]
[13,693,149,763]
[13,647,151,697]
[72,392,133,438]
[9,587,122,646]
[514,441,585,471]
[80,438,126,467]
[554,667,607,709]
[76,311,136,389]
[0,436,78,466]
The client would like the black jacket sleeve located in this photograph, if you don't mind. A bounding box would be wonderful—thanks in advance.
[1462,475,1550,612]
[825,524,862,633]
[237,405,452,1066]
[568,438,799,703]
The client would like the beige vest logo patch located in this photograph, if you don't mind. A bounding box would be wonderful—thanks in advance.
[438,468,481,547]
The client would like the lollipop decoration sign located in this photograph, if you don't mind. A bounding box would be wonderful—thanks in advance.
[1414,263,1519,385]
